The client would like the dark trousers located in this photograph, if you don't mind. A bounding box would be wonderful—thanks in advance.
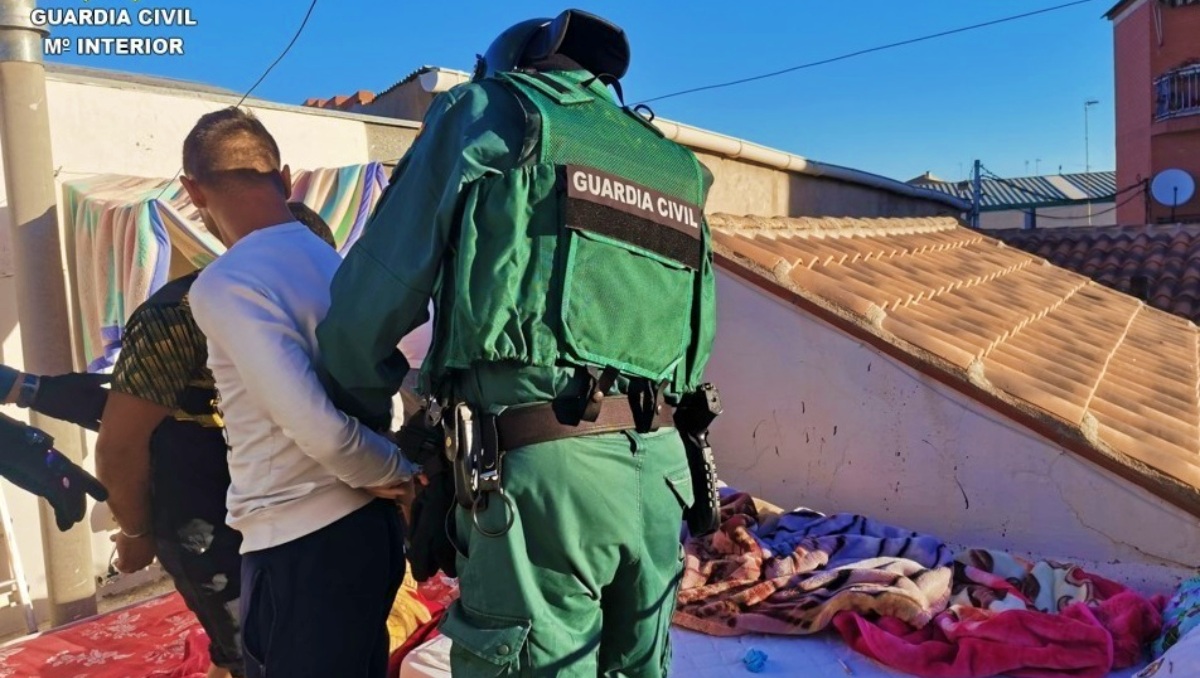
[156,520,245,676]
[240,499,405,678]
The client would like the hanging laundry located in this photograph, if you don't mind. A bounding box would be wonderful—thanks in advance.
[289,163,388,255]
[62,164,388,372]
[63,175,175,372]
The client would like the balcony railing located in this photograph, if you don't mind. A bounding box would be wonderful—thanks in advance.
[1155,64,1200,121]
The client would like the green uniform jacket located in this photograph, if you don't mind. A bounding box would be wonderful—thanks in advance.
[317,72,716,423]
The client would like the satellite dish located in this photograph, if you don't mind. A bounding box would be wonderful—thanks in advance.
[1151,169,1196,207]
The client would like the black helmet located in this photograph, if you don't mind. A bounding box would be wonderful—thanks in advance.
[472,9,630,82]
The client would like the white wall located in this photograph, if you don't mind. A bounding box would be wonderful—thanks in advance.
[0,73,405,636]
[706,270,1198,594]
[980,202,1119,230]
[45,78,373,184]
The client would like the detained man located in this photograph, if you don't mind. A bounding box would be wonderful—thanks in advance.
[95,201,340,678]
[182,107,417,678]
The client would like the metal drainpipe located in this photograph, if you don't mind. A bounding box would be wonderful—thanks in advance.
[0,0,98,626]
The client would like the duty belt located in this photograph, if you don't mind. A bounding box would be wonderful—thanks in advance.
[491,398,675,450]
[445,385,674,538]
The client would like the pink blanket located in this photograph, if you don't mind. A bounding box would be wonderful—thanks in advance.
[833,550,1163,678]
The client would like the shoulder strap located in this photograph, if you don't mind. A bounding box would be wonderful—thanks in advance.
[499,71,595,106]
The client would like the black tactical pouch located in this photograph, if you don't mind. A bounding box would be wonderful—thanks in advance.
[673,384,723,537]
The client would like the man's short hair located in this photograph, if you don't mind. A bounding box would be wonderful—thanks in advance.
[182,107,283,190]
[287,202,337,249]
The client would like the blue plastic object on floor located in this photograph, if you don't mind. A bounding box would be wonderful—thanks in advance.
[743,648,767,673]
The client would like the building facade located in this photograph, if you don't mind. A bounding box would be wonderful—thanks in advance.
[1109,0,1200,224]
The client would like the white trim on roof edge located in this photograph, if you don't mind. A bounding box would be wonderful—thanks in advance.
[44,63,421,130]
[417,68,471,94]
[44,61,966,210]
[653,118,971,211]
[1110,0,1149,23]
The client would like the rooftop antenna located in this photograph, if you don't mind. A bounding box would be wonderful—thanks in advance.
[970,159,982,229]
[1084,99,1099,174]
[1151,168,1196,223]
[1084,99,1099,224]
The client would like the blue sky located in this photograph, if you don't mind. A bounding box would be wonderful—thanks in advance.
[41,0,1117,183]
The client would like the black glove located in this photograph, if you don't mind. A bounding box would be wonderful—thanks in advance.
[393,406,443,466]
[394,395,459,580]
[407,460,458,581]
[30,372,111,432]
[0,413,108,531]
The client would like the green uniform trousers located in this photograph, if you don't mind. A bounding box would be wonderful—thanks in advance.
[441,427,693,677]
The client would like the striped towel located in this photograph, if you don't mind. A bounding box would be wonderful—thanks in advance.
[63,175,173,372]
[291,163,389,255]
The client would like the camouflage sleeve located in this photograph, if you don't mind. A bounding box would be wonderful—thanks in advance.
[110,301,203,411]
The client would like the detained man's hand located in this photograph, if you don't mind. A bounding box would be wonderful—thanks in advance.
[365,474,426,501]
[112,532,156,573]
[366,475,430,524]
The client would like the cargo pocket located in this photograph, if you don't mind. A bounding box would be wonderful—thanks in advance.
[440,602,531,676]
[665,468,695,512]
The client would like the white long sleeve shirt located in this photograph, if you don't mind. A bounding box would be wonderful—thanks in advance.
[190,221,413,553]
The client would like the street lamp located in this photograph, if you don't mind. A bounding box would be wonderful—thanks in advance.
[1084,99,1099,225]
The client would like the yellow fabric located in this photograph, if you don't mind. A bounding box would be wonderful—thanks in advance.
[388,567,433,652]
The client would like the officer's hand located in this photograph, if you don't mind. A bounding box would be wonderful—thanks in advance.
[46,449,108,503]
[112,532,156,574]
[392,411,443,466]
[43,449,109,531]
[32,373,111,431]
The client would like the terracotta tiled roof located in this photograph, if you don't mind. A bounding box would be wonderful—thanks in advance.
[302,90,375,111]
[375,65,464,98]
[710,214,1200,516]
[997,225,1200,325]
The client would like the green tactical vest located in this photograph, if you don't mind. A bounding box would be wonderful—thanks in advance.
[425,70,717,398]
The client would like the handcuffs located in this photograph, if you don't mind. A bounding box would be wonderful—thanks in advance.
[443,401,515,538]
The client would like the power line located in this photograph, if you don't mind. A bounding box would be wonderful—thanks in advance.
[637,0,1100,105]
[156,0,320,200]
[232,0,320,111]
